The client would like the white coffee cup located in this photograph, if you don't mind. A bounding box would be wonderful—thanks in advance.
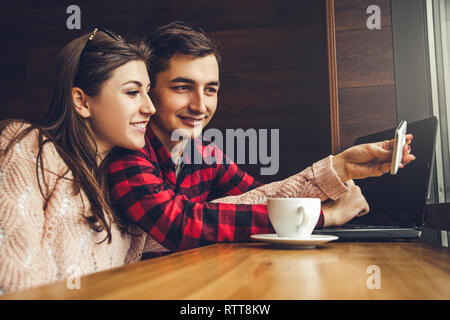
[267,198,321,239]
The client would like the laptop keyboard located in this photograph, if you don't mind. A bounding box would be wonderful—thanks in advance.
[339,224,402,229]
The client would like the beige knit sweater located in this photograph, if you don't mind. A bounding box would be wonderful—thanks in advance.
[0,122,147,294]
[211,156,350,205]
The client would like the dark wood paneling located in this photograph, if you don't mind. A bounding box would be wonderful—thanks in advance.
[215,67,329,118]
[0,96,28,120]
[0,47,27,96]
[29,0,116,9]
[0,0,30,10]
[169,0,323,31]
[336,26,395,88]
[27,47,61,89]
[335,0,397,151]
[338,85,397,149]
[210,21,327,74]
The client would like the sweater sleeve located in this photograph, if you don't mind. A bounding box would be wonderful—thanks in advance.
[0,123,63,293]
[210,156,349,204]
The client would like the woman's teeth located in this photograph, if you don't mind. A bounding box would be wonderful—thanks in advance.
[131,122,147,129]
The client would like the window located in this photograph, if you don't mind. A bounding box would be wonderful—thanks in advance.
[427,0,450,203]
[391,0,450,246]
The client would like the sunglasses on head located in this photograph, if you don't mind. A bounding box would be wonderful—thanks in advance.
[80,26,123,55]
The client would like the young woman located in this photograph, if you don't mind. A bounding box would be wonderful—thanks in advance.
[0,28,155,293]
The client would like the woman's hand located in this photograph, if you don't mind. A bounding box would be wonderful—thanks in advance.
[332,134,415,182]
[322,180,369,227]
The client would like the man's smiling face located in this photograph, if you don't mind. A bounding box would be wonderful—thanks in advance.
[149,53,220,149]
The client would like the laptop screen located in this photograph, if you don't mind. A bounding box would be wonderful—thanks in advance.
[350,116,438,227]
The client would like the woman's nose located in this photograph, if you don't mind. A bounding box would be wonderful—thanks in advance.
[141,93,156,116]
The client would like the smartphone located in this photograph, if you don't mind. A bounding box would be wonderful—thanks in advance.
[390,120,407,175]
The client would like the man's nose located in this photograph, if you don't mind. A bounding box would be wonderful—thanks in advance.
[188,89,207,114]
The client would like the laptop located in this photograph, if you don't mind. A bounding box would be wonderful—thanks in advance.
[313,116,438,240]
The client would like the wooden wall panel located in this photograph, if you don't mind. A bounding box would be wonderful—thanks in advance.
[216,67,329,118]
[338,85,397,144]
[335,0,397,150]
[336,26,395,88]
[0,47,27,95]
[169,0,322,31]
[210,21,327,73]
[0,0,332,184]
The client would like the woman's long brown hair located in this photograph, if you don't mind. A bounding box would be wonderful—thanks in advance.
[0,31,151,243]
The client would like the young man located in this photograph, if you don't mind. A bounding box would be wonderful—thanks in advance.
[108,21,414,253]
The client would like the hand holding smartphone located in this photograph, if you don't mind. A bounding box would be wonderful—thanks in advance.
[390,120,407,175]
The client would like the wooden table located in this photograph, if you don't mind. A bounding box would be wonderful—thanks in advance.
[2,241,449,300]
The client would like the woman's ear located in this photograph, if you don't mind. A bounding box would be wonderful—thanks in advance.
[72,87,91,118]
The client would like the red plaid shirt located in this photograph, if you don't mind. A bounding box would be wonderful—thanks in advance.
[108,127,324,252]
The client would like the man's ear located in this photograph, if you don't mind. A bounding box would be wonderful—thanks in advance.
[72,87,91,118]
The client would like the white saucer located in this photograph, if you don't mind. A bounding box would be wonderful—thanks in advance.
[250,234,339,249]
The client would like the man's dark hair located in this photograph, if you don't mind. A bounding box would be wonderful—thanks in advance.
[146,21,221,87]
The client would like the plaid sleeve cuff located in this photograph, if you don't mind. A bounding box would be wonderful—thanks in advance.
[315,209,325,229]
[312,155,349,200]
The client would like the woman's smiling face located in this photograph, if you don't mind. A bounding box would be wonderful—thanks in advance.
[83,60,156,158]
